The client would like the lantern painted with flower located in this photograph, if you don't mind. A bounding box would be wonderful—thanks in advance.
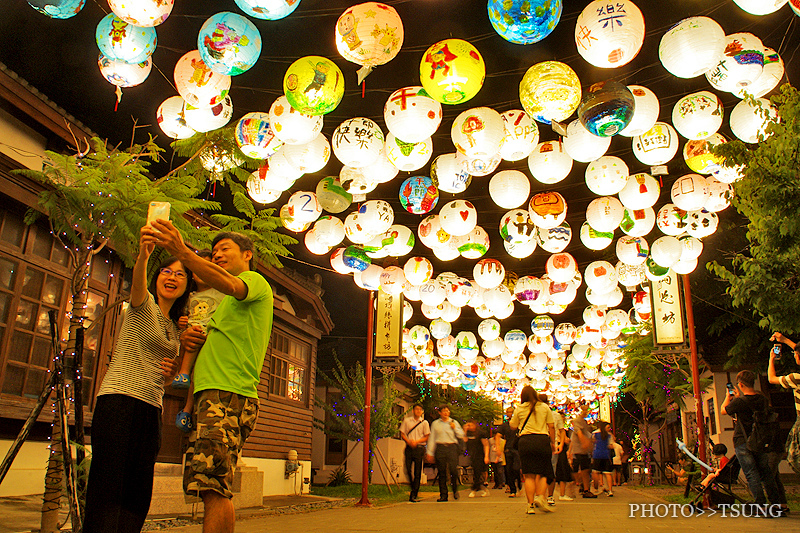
[197,12,261,76]
[659,16,726,79]
[575,0,645,68]
[620,85,659,137]
[399,176,439,215]
[672,91,723,140]
[451,107,505,159]
[269,95,323,146]
[98,54,152,88]
[335,2,404,82]
[332,117,384,168]
[383,86,442,143]
[108,0,173,26]
[706,33,765,93]
[632,122,679,166]
[284,56,344,116]
[420,39,485,105]
[489,170,530,209]
[529,191,567,229]
[487,0,562,44]
[578,80,636,136]
[29,0,85,19]
[585,156,629,196]
[527,141,573,184]
[234,0,300,20]
[519,61,581,124]
[96,13,157,64]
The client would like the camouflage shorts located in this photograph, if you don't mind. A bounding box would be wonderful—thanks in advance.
[182,389,258,499]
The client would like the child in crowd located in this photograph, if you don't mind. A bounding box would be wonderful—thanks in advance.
[172,250,226,432]
[701,443,729,488]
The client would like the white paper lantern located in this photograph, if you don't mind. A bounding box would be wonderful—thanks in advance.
[620,85,659,137]
[546,253,577,283]
[316,177,352,214]
[730,98,779,143]
[575,0,645,68]
[359,200,394,234]
[383,86,443,143]
[686,209,719,238]
[283,133,331,174]
[335,2,403,78]
[478,318,501,341]
[430,318,452,340]
[583,305,606,328]
[247,173,282,204]
[437,335,457,356]
[563,120,611,163]
[737,47,783,99]
[704,177,734,212]
[616,262,646,289]
[672,257,698,275]
[440,200,478,236]
[554,323,577,345]
[618,172,660,210]
[380,266,407,296]
[619,206,656,237]
[483,284,513,314]
[586,196,624,232]
[174,50,230,109]
[269,95,324,146]
[489,170,530,209]
[632,122,679,166]
[404,256,433,286]
[650,236,683,267]
[580,221,614,250]
[659,16,726,79]
[672,91,724,140]
[732,0,788,16]
[656,204,689,236]
[344,212,375,244]
[305,230,330,255]
[451,107,504,159]
[585,156,629,196]
[440,301,461,323]
[473,258,505,289]
[99,52,152,88]
[500,110,539,161]
[109,0,173,26]
[332,117,384,167]
[712,164,745,184]
[706,33,765,93]
[527,141,573,184]
[409,325,431,347]
[671,174,710,211]
[418,214,452,249]
[504,330,528,354]
[286,191,322,224]
[419,279,447,306]
[280,204,312,233]
[482,338,505,358]
[528,191,567,229]
[457,226,490,259]
[431,153,471,194]
[384,133,432,172]
[330,247,351,274]
[459,151,502,178]
[616,236,649,265]
[537,222,572,253]
[156,96,195,140]
[354,264,384,290]
[504,237,537,259]
[584,260,618,293]
[500,209,536,244]
[313,215,345,246]
[679,234,703,261]
[184,96,233,132]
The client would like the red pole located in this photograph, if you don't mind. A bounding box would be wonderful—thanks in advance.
[682,274,708,472]
[357,290,375,506]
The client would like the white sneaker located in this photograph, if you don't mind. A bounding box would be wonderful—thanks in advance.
[468,491,476,498]
[480,490,489,497]
[527,504,536,515]
[547,496,555,506]
[558,495,574,501]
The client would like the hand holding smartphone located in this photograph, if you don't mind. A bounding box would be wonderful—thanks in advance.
[772,344,782,360]
[147,201,170,229]
[726,382,735,395]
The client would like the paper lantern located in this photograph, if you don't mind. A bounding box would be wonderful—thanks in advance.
[332,117,384,168]
[583,305,606,328]
[269,95,323,146]
[409,325,431,347]
[644,256,669,281]
[420,39,485,105]
[531,315,555,338]
[586,197,624,232]
[96,13,156,63]
[618,172,659,210]
[737,47,784,99]
[359,200,394,234]
[499,209,535,244]
[403,256,432,286]
[383,86,442,143]
[474,259,505,289]
[529,191,567,229]
[380,266,407,296]
[575,0,645,68]
[478,318,501,341]
[335,2,403,80]
[513,276,545,305]
[184,96,234,133]
[499,110,539,161]
[173,51,230,109]
[446,278,475,307]
[619,206,656,237]
[488,170,529,209]
[616,236,649,265]
[730,98,779,143]
[519,61,581,124]
[234,0,300,20]
[585,156,629,196]
[246,172,282,205]
[554,323,577,345]
[197,12,261,76]
[440,200,477,236]
[457,226,490,259]
[339,166,378,196]
[344,212,375,244]
[29,0,85,19]
[671,257,698,275]
[679,235,704,261]
[399,176,438,215]
[380,225,415,257]
[419,279,447,306]
[650,236,682,267]
[98,54,151,88]
[704,177,734,212]
[578,81,635,137]
[280,204,312,233]
[418,215,451,250]
[108,0,173,27]
[451,107,504,159]
[283,134,330,174]
[504,330,528,354]
[620,85,659,137]
[659,17,726,79]
[683,134,726,174]
[487,0,562,44]
[483,284,513,313]
[616,262,645,289]
[285,191,322,224]
[316,177,351,214]
[430,318,452,340]
[432,244,460,262]
[632,122,679,166]
[527,141,573,184]
[437,336,457,356]
[563,120,611,163]
[459,152,501,177]
[713,164,745,184]
[284,56,344,116]
[672,91,723,140]
[656,204,690,236]
[686,209,719,238]
[312,216,345,247]
[580,221,613,250]
[329,247,351,274]
[584,260,617,293]
[537,222,572,253]
[385,134,432,171]
[706,33,765,93]
[233,112,278,159]
[732,0,788,16]
[304,229,330,256]
[671,174,710,211]
[430,153,471,194]
[546,253,577,283]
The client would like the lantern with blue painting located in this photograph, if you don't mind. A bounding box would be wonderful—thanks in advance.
[28,0,85,19]
[108,0,173,27]
[420,39,485,105]
[284,56,344,116]
[519,61,581,124]
[487,0,562,45]
[234,0,301,20]
[706,33,765,93]
[198,12,261,76]
[98,54,152,88]
[532,315,555,337]
[342,246,371,272]
[235,113,280,159]
[399,176,439,215]
[96,13,157,64]
[578,81,635,137]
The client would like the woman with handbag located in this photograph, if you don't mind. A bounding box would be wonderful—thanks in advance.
[510,386,555,514]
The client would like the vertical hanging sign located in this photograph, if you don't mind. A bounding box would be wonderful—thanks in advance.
[599,395,611,423]
[650,270,686,345]
[375,288,402,359]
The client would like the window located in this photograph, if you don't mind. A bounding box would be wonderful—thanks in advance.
[268,331,309,403]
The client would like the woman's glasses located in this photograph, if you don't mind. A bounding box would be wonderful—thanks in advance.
[160,268,187,279]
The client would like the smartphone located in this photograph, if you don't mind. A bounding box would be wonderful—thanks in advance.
[726,382,735,395]
[147,201,170,226]
[772,344,782,360]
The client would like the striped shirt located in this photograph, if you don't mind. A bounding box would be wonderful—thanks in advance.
[778,372,800,416]
[97,293,179,409]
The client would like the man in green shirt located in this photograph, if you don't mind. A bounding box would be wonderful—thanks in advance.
[148,221,273,533]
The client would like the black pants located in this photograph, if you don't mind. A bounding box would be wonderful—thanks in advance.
[83,394,162,533]
[404,445,425,497]
[470,456,487,491]
[434,443,459,497]
[505,449,522,493]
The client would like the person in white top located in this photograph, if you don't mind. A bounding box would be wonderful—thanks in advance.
[399,404,430,502]
[611,436,624,486]
[426,405,465,502]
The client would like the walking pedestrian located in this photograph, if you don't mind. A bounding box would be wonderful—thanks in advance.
[464,420,490,497]
[498,406,522,497]
[591,421,615,496]
[490,427,506,489]
[511,386,555,515]
[426,405,464,502]
[568,402,596,498]
[399,403,430,502]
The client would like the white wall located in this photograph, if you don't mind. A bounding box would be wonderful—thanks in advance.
[243,456,311,496]
[0,440,53,497]
[0,107,46,170]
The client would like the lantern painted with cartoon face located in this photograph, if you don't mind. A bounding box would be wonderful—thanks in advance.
[284,56,344,116]
[418,214,452,249]
[546,252,577,283]
[335,2,404,78]
[420,39,485,105]
[457,226,490,259]
[197,11,261,76]
[96,13,157,63]
[174,50,230,109]
[584,261,618,293]
[451,107,505,159]
[528,191,567,229]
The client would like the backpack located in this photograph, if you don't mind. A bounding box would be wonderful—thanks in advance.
[745,395,779,454]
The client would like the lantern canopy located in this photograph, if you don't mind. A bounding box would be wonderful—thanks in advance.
[577,80,635,137]
[519,61,581,124]
[420,39,485,105]
[575,0,645,68]
[197,12,261,76]
[335,2,404,82]
[487,0,562,45]
[96,13,157,64]
[284,56,345,116]
[659,16,726,79]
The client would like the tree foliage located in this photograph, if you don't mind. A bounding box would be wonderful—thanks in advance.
[416,378,503,427]
[708,83,800,334]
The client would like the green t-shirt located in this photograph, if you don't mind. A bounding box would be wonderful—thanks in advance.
[193,271,273,398]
